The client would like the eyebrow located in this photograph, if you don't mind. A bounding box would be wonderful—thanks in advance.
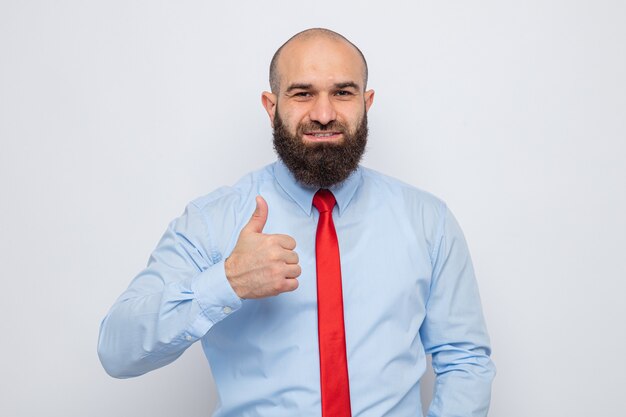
[285,83,313,93]
[334,81,360,90]
[284,81,362,94]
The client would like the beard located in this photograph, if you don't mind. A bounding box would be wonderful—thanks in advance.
[272,108,368,188]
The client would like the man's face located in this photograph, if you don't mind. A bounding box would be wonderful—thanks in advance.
[262,36,374,187]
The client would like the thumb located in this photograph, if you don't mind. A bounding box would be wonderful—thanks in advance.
[243,195,268,234]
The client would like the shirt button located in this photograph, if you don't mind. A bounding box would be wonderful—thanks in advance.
[185,335,193,341]
[222,306,233,314]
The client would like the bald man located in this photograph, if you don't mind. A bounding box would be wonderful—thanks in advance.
[99,28,495,417]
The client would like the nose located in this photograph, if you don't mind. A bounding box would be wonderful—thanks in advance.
[308,94,337,126]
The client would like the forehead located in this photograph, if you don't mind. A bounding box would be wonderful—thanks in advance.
[277,37,365,89]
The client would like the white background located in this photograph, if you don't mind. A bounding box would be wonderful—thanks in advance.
[1,1,625,416]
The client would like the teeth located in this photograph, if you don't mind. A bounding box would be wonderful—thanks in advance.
[313,133,335,137]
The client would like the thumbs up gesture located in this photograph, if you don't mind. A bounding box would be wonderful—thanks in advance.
[224,196,301,299]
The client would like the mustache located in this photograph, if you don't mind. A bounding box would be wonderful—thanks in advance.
[297,121,347,133]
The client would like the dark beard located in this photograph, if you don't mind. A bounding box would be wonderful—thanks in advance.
[272,110,368,188]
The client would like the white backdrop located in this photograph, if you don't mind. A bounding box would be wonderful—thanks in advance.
[1,1,625,416]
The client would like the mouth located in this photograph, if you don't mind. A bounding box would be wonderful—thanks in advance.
[302,131,343,143]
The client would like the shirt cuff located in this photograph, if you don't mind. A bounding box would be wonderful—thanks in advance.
[190,260,242,326]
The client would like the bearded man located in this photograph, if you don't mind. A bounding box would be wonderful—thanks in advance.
[98,28,495,417]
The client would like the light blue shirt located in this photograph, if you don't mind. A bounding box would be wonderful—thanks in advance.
[98,161,495,416]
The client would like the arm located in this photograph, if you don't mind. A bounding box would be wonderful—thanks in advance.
[97,202,242,378]
[97,196,301,378]
[420,205,496,417]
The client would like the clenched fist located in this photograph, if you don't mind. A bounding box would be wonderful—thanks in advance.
[224,196,301,299]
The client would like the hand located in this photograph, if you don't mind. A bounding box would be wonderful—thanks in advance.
[224,196,301,299]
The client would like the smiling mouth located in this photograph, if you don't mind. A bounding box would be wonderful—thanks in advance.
[303,131,343,142]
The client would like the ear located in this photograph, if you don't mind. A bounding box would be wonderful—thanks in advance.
[261,92,278,127]
[364,89,375,112]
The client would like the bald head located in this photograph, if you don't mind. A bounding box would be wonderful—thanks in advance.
[269,28,368,94]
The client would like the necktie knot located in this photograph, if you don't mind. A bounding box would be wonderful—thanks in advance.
[313,189,336,213]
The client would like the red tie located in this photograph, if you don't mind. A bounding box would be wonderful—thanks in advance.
[313,189,352,417]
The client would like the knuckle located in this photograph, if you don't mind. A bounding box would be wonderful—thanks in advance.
[272,282,283,295]
[273,248,285,261]
[286,237,296,249]
[269,264,282,276]
[286,264,300,277]
[266,249,278,261]
[285,279,299,292]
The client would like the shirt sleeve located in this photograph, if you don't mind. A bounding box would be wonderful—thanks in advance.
[420,205,496,417]
[97,202,242,378]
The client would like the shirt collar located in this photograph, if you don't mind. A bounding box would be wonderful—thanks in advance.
[273,159,362,217]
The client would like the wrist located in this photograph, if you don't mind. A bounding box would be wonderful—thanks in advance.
[224,256,244,299]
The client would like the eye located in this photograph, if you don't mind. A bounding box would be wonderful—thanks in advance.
[293,91,311,97]
[335,90,353,97]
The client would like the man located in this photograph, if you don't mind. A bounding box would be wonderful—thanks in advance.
[98,28,495,416]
